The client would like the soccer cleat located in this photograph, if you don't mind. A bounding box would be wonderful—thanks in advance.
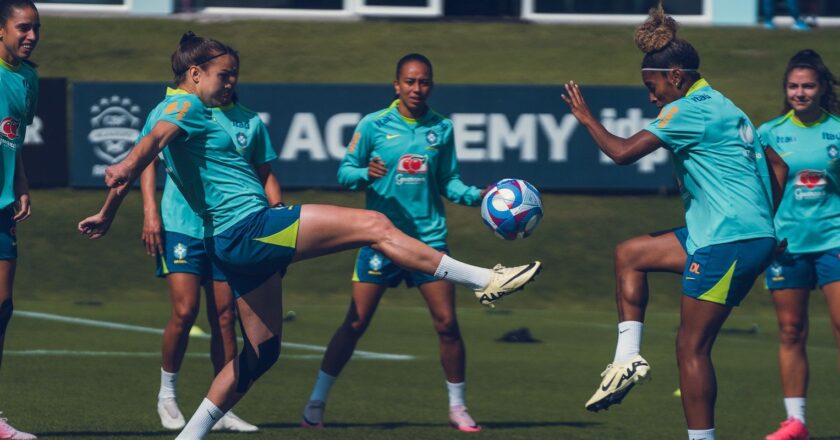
[792,20,810,31]
[765,418,809,440]
[211,411,259,432]
[474,262,542,307]
[449,405,481,433]
[585,354,651,412]
[0,414,36,440]
[301,400,326,429]
[157,398,186,430]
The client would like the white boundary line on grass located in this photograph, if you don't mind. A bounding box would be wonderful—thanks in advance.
[4,349,327,360]
[15,310,414,361]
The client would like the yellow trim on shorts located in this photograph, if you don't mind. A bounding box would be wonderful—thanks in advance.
[253,219,299,248]
[160,254,170,275]
[697,260,737,305]
[351,249,361,282]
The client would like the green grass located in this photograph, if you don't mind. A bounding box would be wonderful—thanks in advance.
[6,16,840,439]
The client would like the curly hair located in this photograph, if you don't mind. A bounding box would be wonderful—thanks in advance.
[635,2,700,80]
[781,49,840,116]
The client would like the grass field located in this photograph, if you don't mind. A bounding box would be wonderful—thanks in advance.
[3,14,840,440]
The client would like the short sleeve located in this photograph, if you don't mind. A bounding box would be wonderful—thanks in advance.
[644,101,705,154]
[158,95,207,141]
[250,118,277,165]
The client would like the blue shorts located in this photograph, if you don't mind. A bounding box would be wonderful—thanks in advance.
[0,207,16,260]
[765,248,840,290]
[208,205,300,299]
[156,231,226,282]
[352,245,447,288]
[674,227,776,307]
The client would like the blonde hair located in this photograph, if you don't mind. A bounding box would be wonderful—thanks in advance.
[634,2,700,73]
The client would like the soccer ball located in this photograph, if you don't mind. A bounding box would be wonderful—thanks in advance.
[480,178,543,240]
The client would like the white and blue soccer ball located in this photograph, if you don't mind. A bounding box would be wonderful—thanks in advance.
[480,178,543,240]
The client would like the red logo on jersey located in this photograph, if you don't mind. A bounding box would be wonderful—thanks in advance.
[794,170,826,189]
[397,154,427,175]
[0,117,20,140]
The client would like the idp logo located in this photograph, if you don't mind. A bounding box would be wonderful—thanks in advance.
[794,170,826,189]
[0,117,20,140]
[88,95,142,165]
[397,154,427,175]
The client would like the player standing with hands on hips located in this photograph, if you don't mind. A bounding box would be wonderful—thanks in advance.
[302,53,485,432]
[759,49,840,440]
[0,1,38,438]
[78,32,541,440]
[561,5,784,440]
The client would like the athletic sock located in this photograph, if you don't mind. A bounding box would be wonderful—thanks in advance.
[434,255,492,290]
[176,398,223,440]
[687,428,715,440]
[784,397,806,424]
[612,321,643,364]
[308,370,337,402]
[446,381,466,407]
[159,368,179,400]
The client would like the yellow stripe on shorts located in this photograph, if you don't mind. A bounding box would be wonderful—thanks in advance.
[253,219,299,248]
[697,260,738,305]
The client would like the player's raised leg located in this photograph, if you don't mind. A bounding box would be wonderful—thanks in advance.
[294,205,541,305]
[585,229,686,412]
[419,280,480,432]
[302,282,387,428]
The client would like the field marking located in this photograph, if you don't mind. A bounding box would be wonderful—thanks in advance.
[4,349,326,360]
[15,310,414,361]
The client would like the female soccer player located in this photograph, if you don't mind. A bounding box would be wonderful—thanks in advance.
[561,6,783,440]
[139,90,278,432]
[0,1,37,438]
[301,53,484,432]
[759,49,840,440]
[77,32,540,440]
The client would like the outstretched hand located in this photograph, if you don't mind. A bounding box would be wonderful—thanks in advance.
[78,213,113,240]
[561,81,596,126]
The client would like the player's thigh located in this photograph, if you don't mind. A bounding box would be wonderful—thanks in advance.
[616,228,687,273]
[166,273,203,317]
[822,281,840,342]
[418,280,457,325]
[294,205,389,262]
[205,280,235,322]
[0,260,14,303]
[678,295,732,351]
[770,288,811,329]
[236,272,284,343]
[348,282,388,324]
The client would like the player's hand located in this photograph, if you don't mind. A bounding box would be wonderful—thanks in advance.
[367,157,387,180]
[105,162,132,195]
[13,193,31,222]
[78,213,113,239]
[561,80,596,126]
[142,212,164,256]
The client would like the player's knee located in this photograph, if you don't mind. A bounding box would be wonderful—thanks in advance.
[778,321,807,347]
[0,298,12,334]
[214,303,236,330]
[346,317,371,336]
[363,211,396,237]
[171,301,200,327]
[433,316,460,340]
[614,239,642,271]
[235,334,280,392]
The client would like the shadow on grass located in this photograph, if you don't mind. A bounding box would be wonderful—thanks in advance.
[260,420,602,430]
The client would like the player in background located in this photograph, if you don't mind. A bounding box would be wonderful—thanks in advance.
[77,32,541,440]
[139,91,278,432]
[301,53,485,432]
[0,1,37,439]
[561,5,785,440]
[760,49,840,440]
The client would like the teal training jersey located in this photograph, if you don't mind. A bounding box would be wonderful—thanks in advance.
[0,59,38,210]
[142,88,267,236]
[338,101,481,247]
[151,102,277,238]
[759,110,840,253]
[644,79,775,254]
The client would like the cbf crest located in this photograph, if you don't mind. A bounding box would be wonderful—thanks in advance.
[237,132,248,147]
[368,253,383,274]
[88,96,142,173]
[425,130,438,145]
[173,243,188,262]
[828,144,839,160]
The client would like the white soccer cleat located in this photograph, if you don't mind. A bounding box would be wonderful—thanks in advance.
[211,411,259,432]
[448,405,482,433]
[300,400,326,428]
[474,262,541,307]
[0,414,36,440]
[157,398,186,430]
[585,354,651,412]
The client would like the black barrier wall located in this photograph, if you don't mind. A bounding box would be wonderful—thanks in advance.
[72,82,675,192]
[23,78,68,187]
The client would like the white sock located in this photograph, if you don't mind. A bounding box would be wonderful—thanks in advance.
[687,428,715,440]
[446,381,466,407]
[434,255,492,290]
[613,321,643,364]
[308,370,337,402]
[176,398,223,440]
[784,397,806,424]
[159,368,178,400]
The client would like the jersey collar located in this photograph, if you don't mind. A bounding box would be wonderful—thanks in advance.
[787,109,829,128]
[390,99,433,125]
[166,87,189,96]
[0,57,19,72]
[685,78,710,97]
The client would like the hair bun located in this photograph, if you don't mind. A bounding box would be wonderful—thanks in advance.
[180,31,197,46]
[634,4,678,53]
[789,49,822,66]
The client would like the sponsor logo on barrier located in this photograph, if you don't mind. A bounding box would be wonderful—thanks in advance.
[88,96,142,176]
